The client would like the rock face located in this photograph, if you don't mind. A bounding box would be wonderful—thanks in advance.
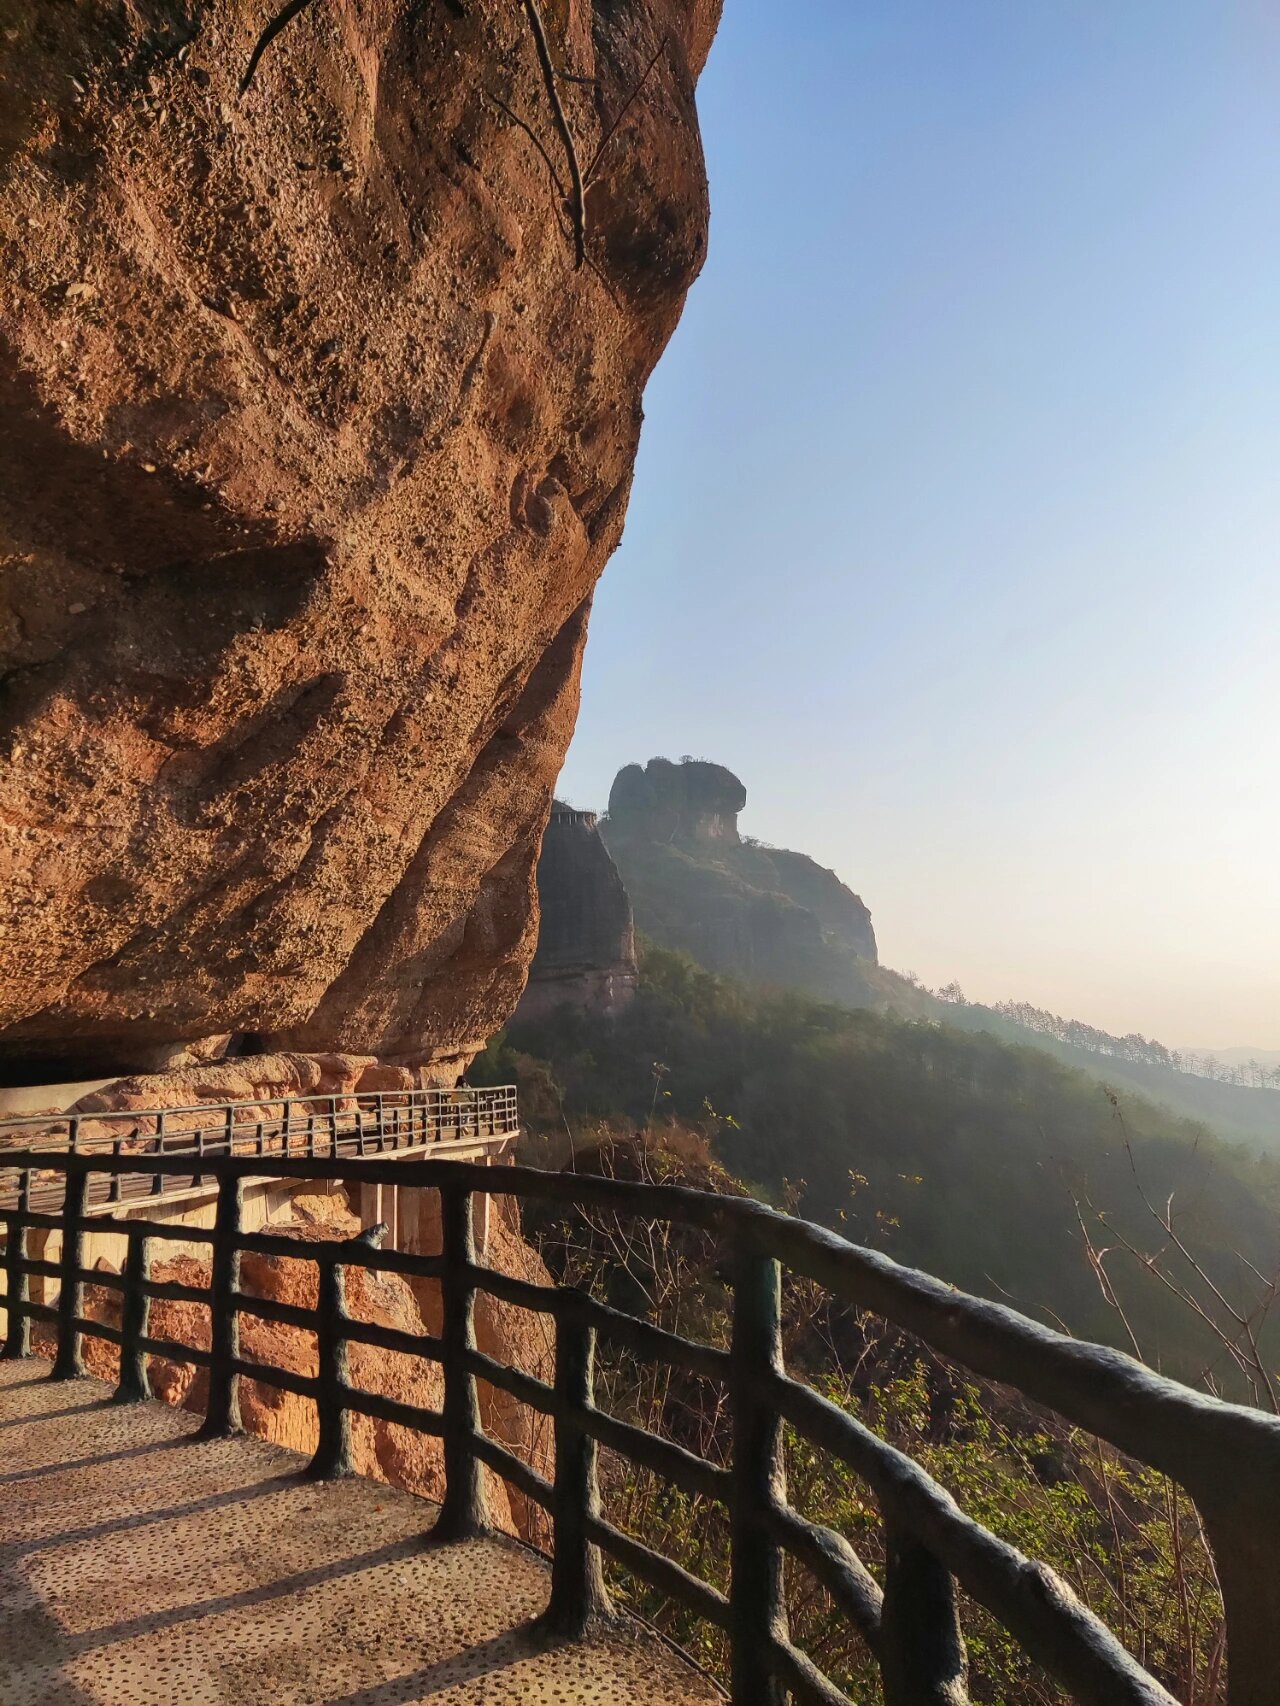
[0,0,721,1087]
[65,1049,426,1127]
[603,756,883,1004]
[514,802,637,1021]
[609,757,746,843]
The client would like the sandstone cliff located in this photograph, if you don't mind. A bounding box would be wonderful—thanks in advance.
[602,756,884,1005]
[609,757,746,843]
[0,0,720,1089]
[514,801,637,1020]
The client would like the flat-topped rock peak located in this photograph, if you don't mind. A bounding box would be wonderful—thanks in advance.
[602,755,880,1000]
[609,756,748,843]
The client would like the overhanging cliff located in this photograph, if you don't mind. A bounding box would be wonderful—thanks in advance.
[0,0,721,1086]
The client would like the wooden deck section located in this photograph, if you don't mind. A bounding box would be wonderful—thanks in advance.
[0,1361,720,1706]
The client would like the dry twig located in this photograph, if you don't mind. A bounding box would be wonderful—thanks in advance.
[483,88,567,200]
[585,34,669,183]
[239,0,319,96]
[520,0,586,267]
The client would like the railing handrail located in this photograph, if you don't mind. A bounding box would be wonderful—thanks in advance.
[2,1146,1275,1463]
[2,1146,1276,1706]
[0,1082,518,1138]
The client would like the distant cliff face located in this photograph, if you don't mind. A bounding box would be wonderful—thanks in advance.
[762,848,878,962]
[601,757,882,1005]
[515,804,637,1021]
[0,0,721,1088]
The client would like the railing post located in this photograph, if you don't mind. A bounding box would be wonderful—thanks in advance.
[432,1181,490,1542]
[200,1174,243,1437]
[224,1104,235,1157]
[109,1139,124,1203]
[51,1167,88,1380]
[880,1526,969,1706]
[1196,1468,1280,1706]
[730,1236,788,1706]
[115,1228,152,1404]
[151,1114,165,1195]
[1,1169,32,1360]
[537,1293,611,1638]
[309,1251,355,1479]
[309,1225,386,1480]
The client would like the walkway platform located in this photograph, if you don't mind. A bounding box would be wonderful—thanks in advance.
[0,1361,719,1706]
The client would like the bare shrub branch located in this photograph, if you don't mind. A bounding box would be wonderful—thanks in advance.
[239,0,319,96]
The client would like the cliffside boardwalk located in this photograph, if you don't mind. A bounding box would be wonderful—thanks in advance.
[5,1107,1280,1704]
[0,1085,520,1216]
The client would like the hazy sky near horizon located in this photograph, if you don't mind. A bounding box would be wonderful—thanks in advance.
[558,0,1279,1050]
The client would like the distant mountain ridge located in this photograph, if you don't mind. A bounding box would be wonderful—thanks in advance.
[1182,1046,1280,1075]
[550,755,1279,1155]
[940,999,1280,1151]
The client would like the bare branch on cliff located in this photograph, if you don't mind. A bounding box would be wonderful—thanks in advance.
[520,0,587,268]
[483,90,568,205]
[585,251,628,314]
[585,33,670,185]
[239,0,320,97]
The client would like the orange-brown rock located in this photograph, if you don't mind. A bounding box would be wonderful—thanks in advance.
[67,1049,416,1134]
[0,1050,416,1149]
[41,1186,555,1540]
[0,0,721,1085]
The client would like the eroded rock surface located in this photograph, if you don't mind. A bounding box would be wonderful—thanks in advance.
[0,0,720,1084]
[610,757,747,844]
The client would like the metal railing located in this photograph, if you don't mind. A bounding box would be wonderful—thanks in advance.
[0,1085,518,1212]
[2,1147,1278,1706]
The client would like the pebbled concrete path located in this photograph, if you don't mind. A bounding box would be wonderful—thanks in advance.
[0,1360,719,1706]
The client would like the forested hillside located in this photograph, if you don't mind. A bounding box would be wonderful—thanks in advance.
[937,995,1280,1152]
[478,947,1280,1391]
[594,759,1280,1153]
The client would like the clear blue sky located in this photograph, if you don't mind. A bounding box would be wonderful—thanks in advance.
[559,0,1279,1049]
